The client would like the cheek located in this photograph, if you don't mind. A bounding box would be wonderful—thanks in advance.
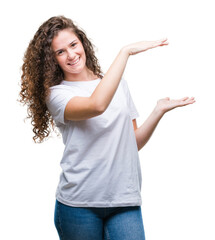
[56,57,65,67]
[80,48,87,61]
[78,44,86,56]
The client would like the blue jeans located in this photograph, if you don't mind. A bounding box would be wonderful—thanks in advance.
[54,200,145,240]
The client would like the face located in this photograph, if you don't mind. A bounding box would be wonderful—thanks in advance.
[51,29,87,79]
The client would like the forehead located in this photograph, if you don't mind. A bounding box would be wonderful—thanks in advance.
[51,29,78,50]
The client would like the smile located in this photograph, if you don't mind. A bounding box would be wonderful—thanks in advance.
[68,57,80,66]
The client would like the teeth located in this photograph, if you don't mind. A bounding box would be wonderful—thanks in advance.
[71,58,79,65]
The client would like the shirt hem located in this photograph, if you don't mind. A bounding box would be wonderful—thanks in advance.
[56,196,142,208]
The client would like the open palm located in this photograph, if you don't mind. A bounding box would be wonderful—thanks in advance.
[156,97,196,114]
[124,38,169,56]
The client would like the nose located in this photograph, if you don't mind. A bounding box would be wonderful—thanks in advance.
[67,49,76,60]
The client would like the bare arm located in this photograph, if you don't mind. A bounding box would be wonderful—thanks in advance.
[92,38,169,112]
[134,97,196,151]
[135,107,164,151]
[65,38,169,121]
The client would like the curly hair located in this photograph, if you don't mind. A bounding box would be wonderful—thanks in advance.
[18,15,103,143]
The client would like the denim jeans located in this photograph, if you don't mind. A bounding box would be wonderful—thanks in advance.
[54,200,145,240]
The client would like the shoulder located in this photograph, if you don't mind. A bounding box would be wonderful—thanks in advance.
[46,83,75,104]
[49,83,71,91]
[48,83,75,96]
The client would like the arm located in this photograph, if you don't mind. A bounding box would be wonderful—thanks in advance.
[92,38,168,112]
[65,39,169,121]
[65,49,130,120]
[134,97,196,151]
[134,108,164,151]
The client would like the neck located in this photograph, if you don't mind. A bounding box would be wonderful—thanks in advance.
[64,68,97,82]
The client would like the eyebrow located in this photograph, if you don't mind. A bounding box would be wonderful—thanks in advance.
[54,39,77,53]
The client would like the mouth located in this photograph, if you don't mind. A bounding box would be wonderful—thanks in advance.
[67,57,80,66]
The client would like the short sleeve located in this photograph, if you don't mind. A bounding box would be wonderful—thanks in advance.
[46,86,75,126]
[121,77,140,120]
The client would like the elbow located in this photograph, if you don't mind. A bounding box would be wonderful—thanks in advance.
[87,96,104,115]
[137,142,141,151]
[137,143,143,152]
[91,97,106,114]
[96,104,106,114]
[134,131,140,151]
[135,132,142,151]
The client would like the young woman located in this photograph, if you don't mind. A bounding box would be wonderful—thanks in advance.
[19,15,195,240]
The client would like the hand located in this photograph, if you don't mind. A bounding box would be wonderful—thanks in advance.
[155,97,196,115]
[123,38,169,56]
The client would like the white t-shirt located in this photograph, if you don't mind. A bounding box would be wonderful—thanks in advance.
[46,77,142,207]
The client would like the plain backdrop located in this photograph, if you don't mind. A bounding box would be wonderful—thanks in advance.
[1,0,214,239]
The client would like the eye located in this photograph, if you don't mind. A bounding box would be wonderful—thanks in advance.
[57,50,64,56]
[71,43,77,47]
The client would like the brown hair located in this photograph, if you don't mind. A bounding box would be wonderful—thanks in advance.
[18,15,103,143]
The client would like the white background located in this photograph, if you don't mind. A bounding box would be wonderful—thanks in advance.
[1,0,214,239]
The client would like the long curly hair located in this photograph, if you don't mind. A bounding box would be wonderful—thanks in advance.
[18,15,103,143]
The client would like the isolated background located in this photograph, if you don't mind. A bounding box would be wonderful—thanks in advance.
[1,0,214,239]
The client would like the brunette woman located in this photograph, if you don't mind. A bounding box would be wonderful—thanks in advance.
[19,15,195,240]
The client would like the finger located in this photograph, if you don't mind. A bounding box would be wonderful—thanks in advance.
[180,97,189,101]
[156,38,168,42]
[160,38,168,44]
[160,42,169,45]
[150,40,169,49]
[154,38,168,45]
[181,99,196,106]
[188,98,196,103]
[184,97,195,102]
